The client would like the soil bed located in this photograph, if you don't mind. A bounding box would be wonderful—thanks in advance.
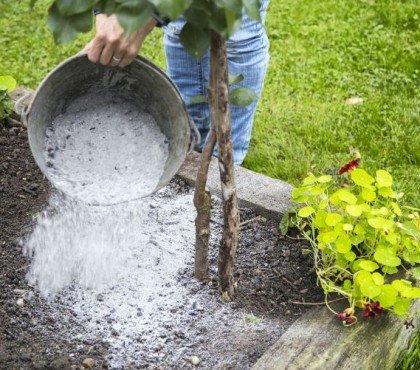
[0,124,323,369]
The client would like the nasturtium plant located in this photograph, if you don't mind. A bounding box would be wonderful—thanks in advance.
[281,159,420,326]
[0,75,17,121]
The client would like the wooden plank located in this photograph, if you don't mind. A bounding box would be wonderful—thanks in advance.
[252,300,419,370]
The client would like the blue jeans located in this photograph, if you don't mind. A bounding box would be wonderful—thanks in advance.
[163,1,270,164]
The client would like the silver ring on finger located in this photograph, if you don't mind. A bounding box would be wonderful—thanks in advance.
[112,56,121,62]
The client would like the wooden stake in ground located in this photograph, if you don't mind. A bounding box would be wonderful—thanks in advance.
[209,30,240,300]
[194,130,217,281]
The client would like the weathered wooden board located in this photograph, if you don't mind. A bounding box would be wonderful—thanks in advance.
[252,300,419,370]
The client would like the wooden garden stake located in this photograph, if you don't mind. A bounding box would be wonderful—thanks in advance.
[209,30,240,300]
[194,129,217,281]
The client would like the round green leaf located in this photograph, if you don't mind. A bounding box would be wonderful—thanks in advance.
[302,175,317,185]
[0,75,17,93]
[342,223,353,231]
[318,230,338,244]
[336,234,352,253]
[325,213,342,226]
[368,217,393,229]
[298,206,315,218]
[374,246,401,267]
[378,187,394,198]
[356,270,372,284]
[361,188,376,202]
[360,281,381,298]
[337,189,357,204]
[351,169,375,187]
[230,87,256,107]
[393,297,411,316]
[346,204,363,217]
[376,170,393,188]
[318,175,332,183]
[371,272,384,285]
[376,284,397,307]
[344,251,356,261]
[359,260,379,272]
[382,266,398,275]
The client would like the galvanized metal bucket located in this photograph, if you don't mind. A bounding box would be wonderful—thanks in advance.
[23,54,199,204]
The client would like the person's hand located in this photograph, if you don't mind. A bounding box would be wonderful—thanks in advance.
[84,14,156,68]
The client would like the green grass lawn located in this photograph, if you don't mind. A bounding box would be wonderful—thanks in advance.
[1,0,418,205]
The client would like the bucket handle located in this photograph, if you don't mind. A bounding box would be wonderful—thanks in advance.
[14,91,34,128]
[188,118,201,154]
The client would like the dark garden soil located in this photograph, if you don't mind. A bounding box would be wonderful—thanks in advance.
[0,123,323,369]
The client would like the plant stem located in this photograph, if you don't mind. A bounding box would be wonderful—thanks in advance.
[209,30,239,301]
[194,130,217,280]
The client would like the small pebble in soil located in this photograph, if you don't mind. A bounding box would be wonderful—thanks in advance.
[82,357,95,368]
[190,356,200,366]
[16,298,24,307]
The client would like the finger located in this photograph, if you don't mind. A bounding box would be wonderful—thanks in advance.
[83,40,93,52]
[87,39,105,63]
[119,47,139,68]
[100,42,117,66]
[109,54,124,67]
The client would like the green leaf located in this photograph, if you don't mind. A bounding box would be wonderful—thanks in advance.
[190,95,208,104]
[412,267,420,280]
[242,0,261,22]
[149,0,193,20]
[230,87,256,107]
[359,260,379,272]
[317,175,332,183]
[376,169,393,188]
[382,266,398,275]
[342,223,353,231]
[351,169,375,187]
[56,0,96,16]
[0,76,17,93]
[377,284,397,307]
[336,234,352,253]
[179,22,210,60]
[279,213,289,236]
[325,213,342,226]
[336,189,357,204]
[48,4,93,44]
[378,187,394,198]
[360,281,381,298]
[374,245,401,267]
[228,73,244,86]
[302,175,317,185]
[346,204,363,217]
[298,206,315,218]
[318,230,338,244]
[368,217,393,229]
[372,272,384,285]
[116,0,154,35]
[30,0,38,9]
[344,251,356,261]
[391,202,402,216]
[393,297,411,316]
[361,188,376,202]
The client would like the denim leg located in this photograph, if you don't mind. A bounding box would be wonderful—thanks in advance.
[163,1,270,164]
[163,33,211,150]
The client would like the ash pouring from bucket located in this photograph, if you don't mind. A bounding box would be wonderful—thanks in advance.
[21,93,287,368]
[44,91,169,205]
